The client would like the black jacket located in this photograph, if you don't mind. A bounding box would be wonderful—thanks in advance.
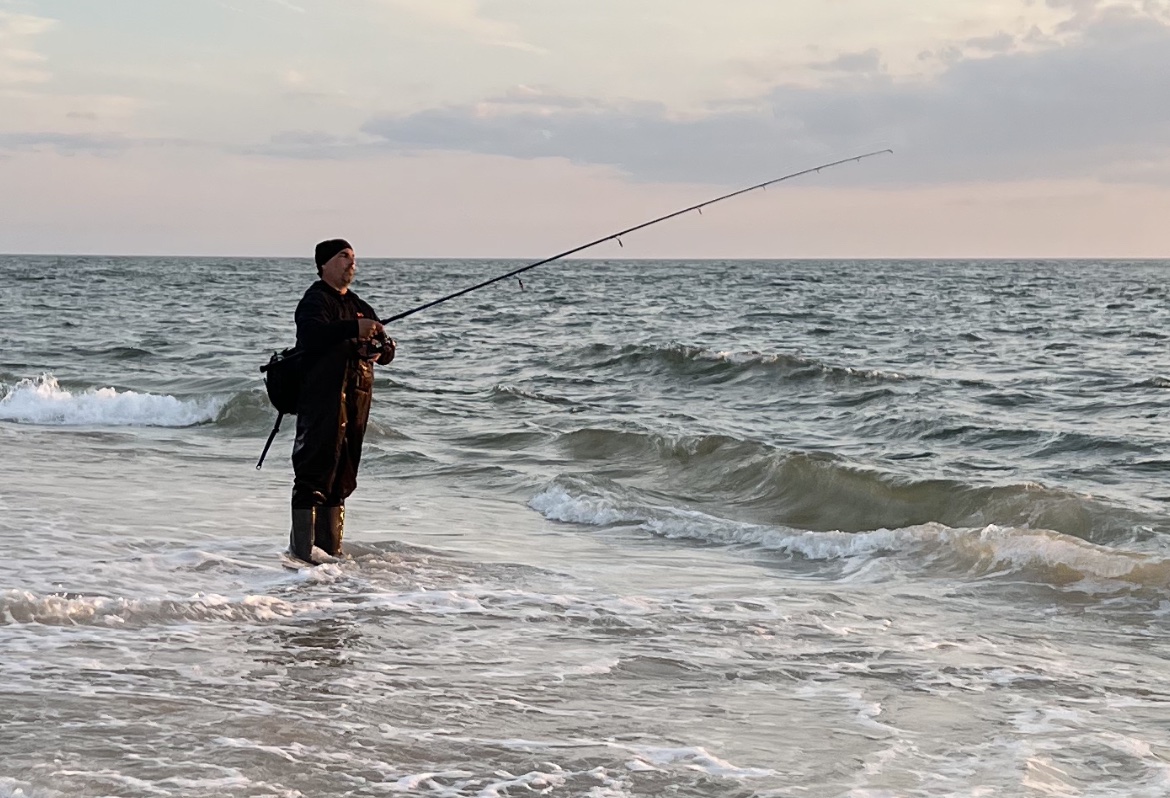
[294,281,380,412]
[290,280,383,507]
[295,280,379,356]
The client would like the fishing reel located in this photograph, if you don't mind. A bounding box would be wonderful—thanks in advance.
[358,334,396,363]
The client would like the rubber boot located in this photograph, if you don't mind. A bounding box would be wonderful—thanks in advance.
[288,507,317,564]
[314,505,345,557]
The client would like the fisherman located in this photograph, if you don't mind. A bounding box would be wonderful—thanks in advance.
[288,238,395,564]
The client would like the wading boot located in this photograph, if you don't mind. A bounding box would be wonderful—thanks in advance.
[288,507,340,565]
[288,507,317,564]
[314,505,345,558]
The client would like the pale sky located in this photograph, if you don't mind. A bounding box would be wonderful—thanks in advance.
[1,0,1167,258]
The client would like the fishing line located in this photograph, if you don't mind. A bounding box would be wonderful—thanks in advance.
[378,149,893,325]
[256,149,892,469]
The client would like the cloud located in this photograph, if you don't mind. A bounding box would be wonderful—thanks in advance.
[264,0,306,11]
[216,0,307,21]
[0,131,130,155]
[963,33,1016,53]
[0,131,196,156]
[812,49,885,75]
[0,10,55,85]
[347,9,1170,187]
[245,129,382,159]
[377,0,546,54]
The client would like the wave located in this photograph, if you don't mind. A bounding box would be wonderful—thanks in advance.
[856,412,1154,458]
[1121,377,1170,390]
[0,380,404,438]
[568,343,911,386]
[547,428,1148,541]
[0,589,331,627]
[490,383,576,406]
[73,345,154,360]
[528,477,1170,592]
[211,389,277,429]
[182,389,406,439]
[0,375,226,427]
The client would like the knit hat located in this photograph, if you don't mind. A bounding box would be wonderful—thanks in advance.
[314,238,352,269]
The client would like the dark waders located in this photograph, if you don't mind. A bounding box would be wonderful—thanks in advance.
[289,345,374,563]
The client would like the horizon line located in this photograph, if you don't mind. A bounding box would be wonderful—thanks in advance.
[1,252,1168,262]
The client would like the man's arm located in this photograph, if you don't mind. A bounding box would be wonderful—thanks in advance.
[295,291,360,353]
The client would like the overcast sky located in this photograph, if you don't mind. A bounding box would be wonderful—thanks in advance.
[1,0,1167,257]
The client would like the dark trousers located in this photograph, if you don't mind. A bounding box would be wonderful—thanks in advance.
[291,358,373,508]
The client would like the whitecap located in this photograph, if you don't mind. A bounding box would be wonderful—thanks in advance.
[0,374,224,427]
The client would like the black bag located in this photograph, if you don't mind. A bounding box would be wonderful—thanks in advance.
[256,347,304,469]
[262,347,303,415]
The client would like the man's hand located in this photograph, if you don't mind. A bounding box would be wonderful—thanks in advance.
[357,318,384,340]
[376,337,396,366]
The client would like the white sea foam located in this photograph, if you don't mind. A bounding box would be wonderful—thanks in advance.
[0,777,64,798]
[529,482,1170,589]
[0,589,330,626]
[529,483,639,526]
[473,768,569,797]
[213,736,300,763]
[627,745,775,779]
[0,374,223,427]
[366,589,491,614]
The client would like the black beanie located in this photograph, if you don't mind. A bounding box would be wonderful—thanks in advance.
[314,238,352,269]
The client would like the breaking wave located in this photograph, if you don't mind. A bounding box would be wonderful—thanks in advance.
[529,477,1170,592]
[0,375,225,427]
[545,428,1145,541]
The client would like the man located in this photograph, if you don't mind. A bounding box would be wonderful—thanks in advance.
[288,238,395,565]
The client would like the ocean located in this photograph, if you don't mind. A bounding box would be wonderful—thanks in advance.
[2,255,1170,797]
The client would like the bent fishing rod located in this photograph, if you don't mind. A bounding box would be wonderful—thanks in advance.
[379,148,892,326]
[260,148,891,376]
[255,149,891,468]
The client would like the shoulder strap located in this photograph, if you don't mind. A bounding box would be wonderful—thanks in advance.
[255,411,284,470]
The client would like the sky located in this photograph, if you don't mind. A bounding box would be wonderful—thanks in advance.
[0,0,1167,258]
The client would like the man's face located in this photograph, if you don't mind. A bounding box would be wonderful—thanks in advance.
[322,248,356,290]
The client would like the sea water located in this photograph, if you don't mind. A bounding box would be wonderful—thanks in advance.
[3,256,1170,797]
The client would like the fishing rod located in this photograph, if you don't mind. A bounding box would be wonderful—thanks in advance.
[379,148,892,325]
[261,148,891,368]
[255,149,891,469]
